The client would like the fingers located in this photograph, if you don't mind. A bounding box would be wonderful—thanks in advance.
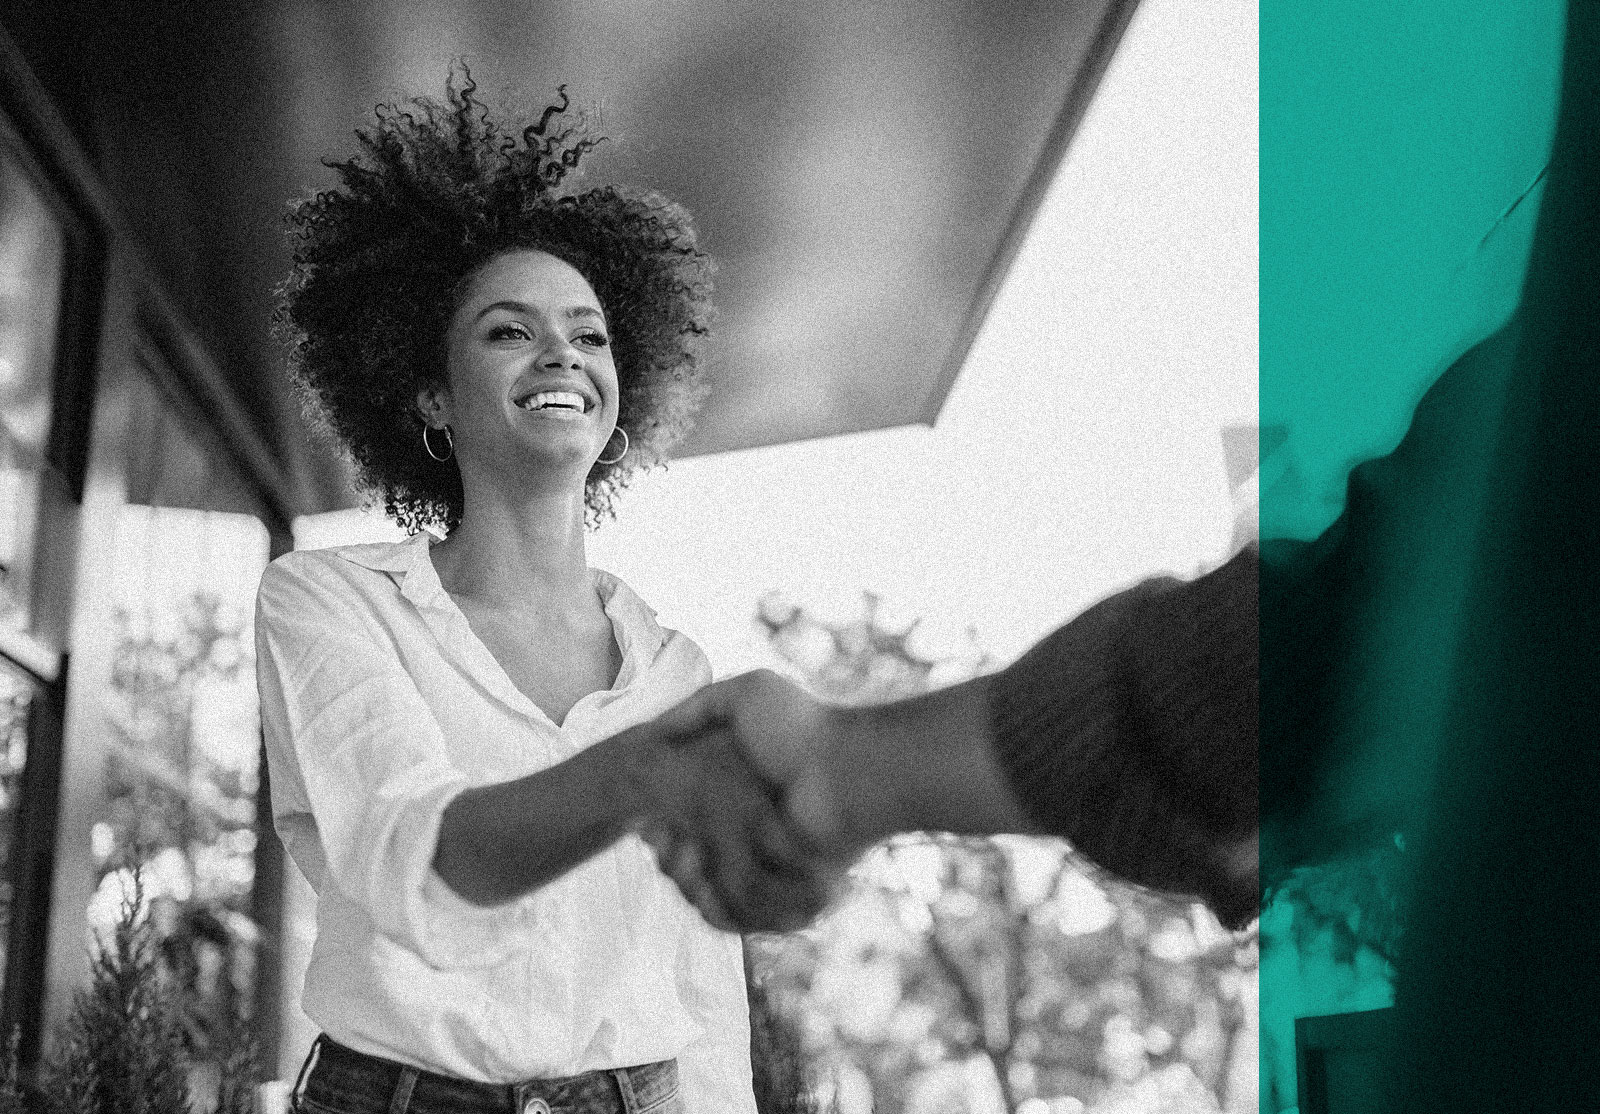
[639,771,747,933]
[684,748,787,931]
[660,834,740,934]
[631,670,848,932]
[715,794,826,934]
[643,739,836,933]
[660,829,833,934]
[749,791,808,874]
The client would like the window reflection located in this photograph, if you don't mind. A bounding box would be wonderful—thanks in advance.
[95,508,265,898]
[124,340,261,515]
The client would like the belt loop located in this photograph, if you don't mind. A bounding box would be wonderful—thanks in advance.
[611,1067,638,1113]
[291,1035,324,1105]
[388,1065,419,1114]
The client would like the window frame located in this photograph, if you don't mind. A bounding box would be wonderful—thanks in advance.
[0,23,298,1075]
[0,44,107,1071]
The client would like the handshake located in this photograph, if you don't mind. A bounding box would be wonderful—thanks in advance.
[614,667,1031,933]
[438,585,1256,932]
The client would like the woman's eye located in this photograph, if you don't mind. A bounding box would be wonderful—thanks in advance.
[488,323,532,341]
[576,332,610,348]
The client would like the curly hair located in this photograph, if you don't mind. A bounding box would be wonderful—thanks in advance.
[277,69,713,532]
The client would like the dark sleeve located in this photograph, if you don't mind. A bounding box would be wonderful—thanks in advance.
[980,304,1522,932]
[987,547,1259,930]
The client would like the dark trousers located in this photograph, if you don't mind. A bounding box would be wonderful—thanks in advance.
[292,1034,684,1114]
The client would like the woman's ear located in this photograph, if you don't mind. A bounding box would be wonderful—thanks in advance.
[416,384,450,428]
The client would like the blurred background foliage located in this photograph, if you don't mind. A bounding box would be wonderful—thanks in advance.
[743,594,1259,1114]
[80,591,262,1109]
[0,864,257,1114]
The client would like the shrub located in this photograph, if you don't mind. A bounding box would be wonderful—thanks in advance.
[0,864,257,1114]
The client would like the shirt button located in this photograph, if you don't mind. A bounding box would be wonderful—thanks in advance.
[521,1099,551,1114]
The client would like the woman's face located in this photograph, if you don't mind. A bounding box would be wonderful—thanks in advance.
[426,248,620,486]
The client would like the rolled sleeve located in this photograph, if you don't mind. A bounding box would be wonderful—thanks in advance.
[256,557,521,969]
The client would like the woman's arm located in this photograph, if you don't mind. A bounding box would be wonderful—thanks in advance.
[258,553,782,965]
[431,727,695,905]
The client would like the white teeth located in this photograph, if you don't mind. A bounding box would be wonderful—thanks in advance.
[518,391,587,412]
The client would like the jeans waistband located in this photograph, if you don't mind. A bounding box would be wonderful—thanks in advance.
[294,1034,681,1114]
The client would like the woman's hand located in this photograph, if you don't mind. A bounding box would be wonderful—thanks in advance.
[617,668,1034,934]
[429,676,838,920]
[632,728,837,933]
[619,670,885,933]
[615,670,854,932]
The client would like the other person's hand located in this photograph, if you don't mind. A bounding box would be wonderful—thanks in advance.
[620,670,865,931]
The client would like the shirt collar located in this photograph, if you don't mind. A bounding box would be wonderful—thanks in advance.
[332,531,667,659]
[332,531,448,610]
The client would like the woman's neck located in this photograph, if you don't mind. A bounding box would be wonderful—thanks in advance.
[431,483,593,611]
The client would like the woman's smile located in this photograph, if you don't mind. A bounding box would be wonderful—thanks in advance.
[515,389,593,415]
[430,248,622,472]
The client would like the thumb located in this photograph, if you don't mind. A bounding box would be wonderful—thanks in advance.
[636,679,736,750]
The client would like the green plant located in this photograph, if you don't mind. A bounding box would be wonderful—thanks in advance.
[0,861,259,1114]
[40,866,193,1114]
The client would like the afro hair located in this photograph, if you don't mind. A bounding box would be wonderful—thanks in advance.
[277,68,713,532]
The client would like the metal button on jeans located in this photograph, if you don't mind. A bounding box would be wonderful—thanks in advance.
[520,1098,551,1114]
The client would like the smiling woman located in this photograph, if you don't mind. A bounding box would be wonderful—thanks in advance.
[258,69,807,1114]
[276,71,712,534]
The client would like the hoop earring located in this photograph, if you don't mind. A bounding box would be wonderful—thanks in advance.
[596,427,630,466]
[422,424,454,462]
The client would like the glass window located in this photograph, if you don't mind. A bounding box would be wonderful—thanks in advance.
[0,144,67,644]
[76,362,271,1091]
[123,339,262,516]
[93,504,269,914]
[0,115,83,1050]
[0,655,42,1002]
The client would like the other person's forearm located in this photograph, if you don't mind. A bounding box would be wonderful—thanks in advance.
[808,676,1037,852]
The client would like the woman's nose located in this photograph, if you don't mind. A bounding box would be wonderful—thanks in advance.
[540,341,582,370]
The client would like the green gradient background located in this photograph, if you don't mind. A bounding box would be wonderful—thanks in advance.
[1258,3,1566,1110]
[1260,2,1563,541]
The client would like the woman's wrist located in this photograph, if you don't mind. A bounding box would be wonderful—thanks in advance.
[435,732,651,904]
[606,718,684,828]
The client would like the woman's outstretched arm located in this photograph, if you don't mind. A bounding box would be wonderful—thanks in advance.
[258,551,786,969]
[430,724,786,907]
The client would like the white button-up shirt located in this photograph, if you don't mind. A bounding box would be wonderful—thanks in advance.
[255,531,754,1111]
